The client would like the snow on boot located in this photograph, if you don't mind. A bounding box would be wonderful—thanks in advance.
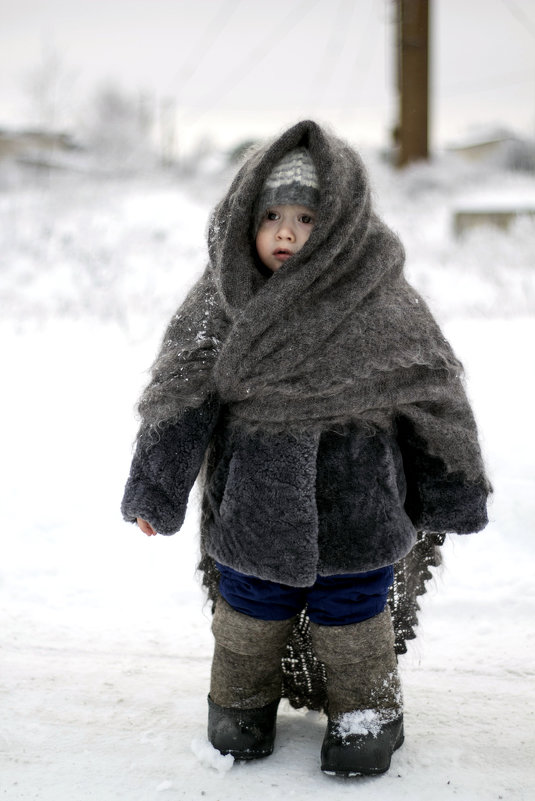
[320,712,404,776]
[310,607,404,777]
[208,597,294,759]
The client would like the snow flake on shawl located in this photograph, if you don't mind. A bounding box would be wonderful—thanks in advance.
[137,270,229,425]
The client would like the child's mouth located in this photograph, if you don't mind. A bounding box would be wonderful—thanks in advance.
[273,249,293,261]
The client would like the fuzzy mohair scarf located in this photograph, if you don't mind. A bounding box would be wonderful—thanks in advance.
[137,120,488,487]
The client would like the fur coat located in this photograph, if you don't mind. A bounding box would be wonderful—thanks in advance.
[122,399,488,586]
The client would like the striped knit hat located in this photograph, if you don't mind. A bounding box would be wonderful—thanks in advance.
[254,147,319,231]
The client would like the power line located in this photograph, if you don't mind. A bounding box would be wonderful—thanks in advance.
[173,0,243,93]
[438,68,534,97]
[500,0,535,40]
[183,0,323,122]
[341,0,383,110]
[313,0,357,103]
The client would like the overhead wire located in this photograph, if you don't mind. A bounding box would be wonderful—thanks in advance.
[182,0,323,123]
[500,0,535,40]
[312,0,357,108]
[440,69,534,97]
[341,0,385,111]
[172,0,243,93]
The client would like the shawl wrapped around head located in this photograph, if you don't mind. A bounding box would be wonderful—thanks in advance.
[138,119,488,487]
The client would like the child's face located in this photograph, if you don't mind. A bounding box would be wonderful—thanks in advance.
[255,204,316,273]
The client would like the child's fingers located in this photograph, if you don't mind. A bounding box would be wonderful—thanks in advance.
[136,517,157,536]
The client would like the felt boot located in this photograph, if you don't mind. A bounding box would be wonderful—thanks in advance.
[208,597,294,759]
[310,607,404,777]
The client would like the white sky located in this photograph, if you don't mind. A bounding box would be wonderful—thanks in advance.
[1,0,534,152]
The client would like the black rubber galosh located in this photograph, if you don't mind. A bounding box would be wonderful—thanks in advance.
[321,715,404,777]
[207,695,280,760]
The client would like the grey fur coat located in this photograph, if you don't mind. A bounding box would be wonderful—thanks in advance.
[121,120,489,588]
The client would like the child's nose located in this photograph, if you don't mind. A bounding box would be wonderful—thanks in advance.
[276,223,295,240]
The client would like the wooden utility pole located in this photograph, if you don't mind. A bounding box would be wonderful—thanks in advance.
[395,0,430,166]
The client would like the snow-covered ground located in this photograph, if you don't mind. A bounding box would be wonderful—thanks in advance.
[1,151,534,800]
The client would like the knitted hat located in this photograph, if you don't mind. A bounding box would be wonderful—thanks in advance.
[254,147,319,231]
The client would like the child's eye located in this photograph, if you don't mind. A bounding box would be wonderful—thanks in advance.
[266,210,279,221]
[300,214,315,225]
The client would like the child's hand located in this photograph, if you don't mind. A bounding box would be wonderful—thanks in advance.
[136,517,157,537]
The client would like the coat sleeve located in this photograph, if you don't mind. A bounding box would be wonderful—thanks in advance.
[121,396,220,535]
[395,413,490,535]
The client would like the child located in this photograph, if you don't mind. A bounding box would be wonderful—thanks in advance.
[121,120,490,777]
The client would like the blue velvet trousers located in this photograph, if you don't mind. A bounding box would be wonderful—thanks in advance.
[215,562,394,626]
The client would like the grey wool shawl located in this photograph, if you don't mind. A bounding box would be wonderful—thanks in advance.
[137,119,488,490]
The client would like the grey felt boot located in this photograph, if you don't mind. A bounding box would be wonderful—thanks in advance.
[310,607,404,777]
[208,597,294,759]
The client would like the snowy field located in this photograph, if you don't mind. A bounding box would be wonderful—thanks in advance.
[1,150,534,800]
